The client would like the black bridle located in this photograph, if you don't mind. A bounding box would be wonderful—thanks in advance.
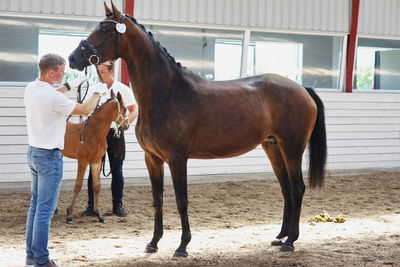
[79,15,126,65]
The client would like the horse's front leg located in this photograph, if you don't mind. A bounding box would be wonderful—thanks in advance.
[90,160,104,223]
[66,160,88,224]
[169,154,191,257]
[144,152,165,254]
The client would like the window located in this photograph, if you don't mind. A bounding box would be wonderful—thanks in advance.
[147,25,243,81]
[0,16,99,83]
[248,41,303,84]
[356,38,400,90]
[248,32,344,89]
[39,30,98,84]
[214,39,242,80]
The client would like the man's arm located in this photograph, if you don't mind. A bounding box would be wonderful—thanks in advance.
[56,76,87,94]
[56,85,69,94]
[126,104,138,124]
[70,93,101,116]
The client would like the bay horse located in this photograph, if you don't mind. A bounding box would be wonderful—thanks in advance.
[68,2,327,256]
[62,90,128,224]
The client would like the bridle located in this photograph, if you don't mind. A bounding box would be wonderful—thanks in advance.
[113,95,129,132]
[79,15,127,65]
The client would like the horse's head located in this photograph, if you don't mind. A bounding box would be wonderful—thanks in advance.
[69,1,127,71]
[111,90,129,131]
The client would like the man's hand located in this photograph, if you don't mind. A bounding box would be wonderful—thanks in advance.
[67,76,88,90]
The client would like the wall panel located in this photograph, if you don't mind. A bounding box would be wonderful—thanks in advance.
[0,0,124,18]
[134,0,350,33]
[1,88,399,183]
[359,0,400,38]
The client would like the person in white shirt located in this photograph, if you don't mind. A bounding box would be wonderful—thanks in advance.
[24,53,102,267]
[81,61,137,217]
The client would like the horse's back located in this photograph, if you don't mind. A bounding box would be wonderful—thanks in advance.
[181,73,317,158]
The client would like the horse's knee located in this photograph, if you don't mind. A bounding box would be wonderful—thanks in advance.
[74,180,83,190]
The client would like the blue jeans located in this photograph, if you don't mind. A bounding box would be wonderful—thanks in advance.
[26,146,63,265]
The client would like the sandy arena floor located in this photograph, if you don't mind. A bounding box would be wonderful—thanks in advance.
[0,170,399,266]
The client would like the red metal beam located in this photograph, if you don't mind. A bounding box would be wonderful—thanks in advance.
[121,0,134,86]
[345,0,360,93]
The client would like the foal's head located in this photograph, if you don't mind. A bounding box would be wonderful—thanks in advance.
[69,1,127,71]
[110,90,129,131]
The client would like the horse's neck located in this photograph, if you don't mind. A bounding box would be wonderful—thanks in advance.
[86,103,116,137]
[122,25,180,109]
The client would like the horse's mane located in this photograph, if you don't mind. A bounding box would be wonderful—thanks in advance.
[126,15,184,74]
[83,98,114,123]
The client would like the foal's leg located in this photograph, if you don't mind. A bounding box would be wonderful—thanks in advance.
[66,160,88,224]
[90,161,104,223]
[144,152,165,254]
[169,154,191,257]
[262,142,291,246]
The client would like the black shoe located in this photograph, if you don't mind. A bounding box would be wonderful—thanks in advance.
[80,205,95,217]
[34,259,60,267]
[113,204,128,217]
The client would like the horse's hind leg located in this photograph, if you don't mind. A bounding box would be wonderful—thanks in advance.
[90,161,104,223]
[262,142,292,246]
[144,152,165,254]
[66,160,88,224]
[275,143,306,252]
[169,154,191,257]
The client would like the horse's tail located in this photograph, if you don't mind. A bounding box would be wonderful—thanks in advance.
[305,87,327,188]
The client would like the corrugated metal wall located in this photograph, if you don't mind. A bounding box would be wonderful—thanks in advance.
[358,0,400,38]
[134,0,350,33]
[0,0,123,17]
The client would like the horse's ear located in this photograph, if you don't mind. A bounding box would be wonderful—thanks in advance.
[117,92,122,101]
[110,0,122,20]
[104,1,113,17]
[110,89,116,99]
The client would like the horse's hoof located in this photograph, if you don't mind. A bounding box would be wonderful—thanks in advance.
[66,218,74,224]
[280,244,295,252]
[145,244,158,254]
[271,238,284,246]
[173,250,188,257]
[98,217,105,223]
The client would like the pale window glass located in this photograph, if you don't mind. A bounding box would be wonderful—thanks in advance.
[0,16,98,83]
[356,38,400,90]
[148,25,243,81]
[214,40,242,81]
[248,41,303,84]
[248,32,344,89]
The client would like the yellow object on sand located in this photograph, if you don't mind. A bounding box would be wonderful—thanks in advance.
[307,210,346,224]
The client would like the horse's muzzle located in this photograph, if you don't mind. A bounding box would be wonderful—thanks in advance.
[68,51,86,71]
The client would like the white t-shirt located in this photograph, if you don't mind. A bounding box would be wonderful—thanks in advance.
[85,80,136,128]
[24,79,76,150]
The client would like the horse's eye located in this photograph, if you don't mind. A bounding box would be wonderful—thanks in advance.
[101,27,108,33]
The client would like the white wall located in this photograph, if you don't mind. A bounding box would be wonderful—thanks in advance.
[0,0,124,18]
[359,0,400,38]
[134,0,350,33]
[1,87,399,183]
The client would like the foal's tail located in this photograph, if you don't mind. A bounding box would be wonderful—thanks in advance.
[305,87,327,188]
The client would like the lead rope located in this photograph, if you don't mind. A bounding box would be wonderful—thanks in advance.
[78,67,91,143]
[101,152,114,177]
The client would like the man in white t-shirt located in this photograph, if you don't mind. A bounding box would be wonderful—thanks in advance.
[24,53,102,267]
[81,61,137,217]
